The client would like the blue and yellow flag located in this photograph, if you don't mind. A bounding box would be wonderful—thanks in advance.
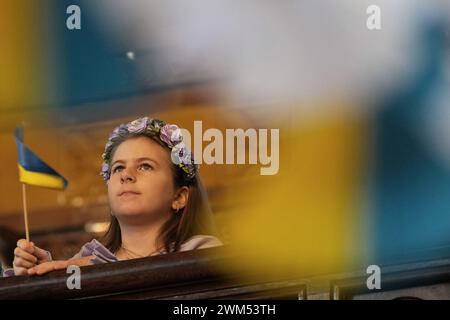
[15,128,68,190]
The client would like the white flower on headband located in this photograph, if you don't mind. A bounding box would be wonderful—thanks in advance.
[171,142,197,179]
[100,163,110,181]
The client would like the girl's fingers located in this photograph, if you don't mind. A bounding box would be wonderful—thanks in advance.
[13,266,28,276]
[28,261,68,276]
[16,239,34,253]
[28,263,49,275]
[16,239,51,262]
[14,247,38,264]
[33,246,51,262]
[13,257,36,269]
[67,256,93,267]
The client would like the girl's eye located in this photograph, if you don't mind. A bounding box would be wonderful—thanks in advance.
[139,163,153,171]
[112,165,124,173]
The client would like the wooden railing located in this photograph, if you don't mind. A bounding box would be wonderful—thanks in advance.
[331,260,450,300]
[1,246,450,300]
[0,246,305,300]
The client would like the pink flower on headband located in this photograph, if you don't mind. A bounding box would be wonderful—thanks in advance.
[127,117,148,134]
[160,124,183,148]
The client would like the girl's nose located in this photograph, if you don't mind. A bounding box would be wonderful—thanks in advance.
[120,169,136,183]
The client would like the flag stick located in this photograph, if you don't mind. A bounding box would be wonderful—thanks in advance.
[21,183,30,242]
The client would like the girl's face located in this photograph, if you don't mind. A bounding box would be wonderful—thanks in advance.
[107,136,177,223]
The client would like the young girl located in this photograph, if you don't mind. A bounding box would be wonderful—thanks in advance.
[9,117,222,276]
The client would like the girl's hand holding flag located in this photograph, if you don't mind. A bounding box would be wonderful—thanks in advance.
[13,239,51,276]
[13,239,93,276]
[10,127,69,276]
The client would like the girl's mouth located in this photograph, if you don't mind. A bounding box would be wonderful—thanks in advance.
[118,191,141,197]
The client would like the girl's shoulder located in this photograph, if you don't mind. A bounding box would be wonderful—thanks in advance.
[179,234,223,251]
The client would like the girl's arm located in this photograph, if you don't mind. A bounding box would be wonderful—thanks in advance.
[27,255,94,276]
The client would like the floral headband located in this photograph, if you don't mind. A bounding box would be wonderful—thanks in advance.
[100,117,198,181]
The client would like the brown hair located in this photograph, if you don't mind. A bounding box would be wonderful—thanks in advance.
[101,126,218,254]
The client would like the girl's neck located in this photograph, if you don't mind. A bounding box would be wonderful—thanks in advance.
[117,216,168,257]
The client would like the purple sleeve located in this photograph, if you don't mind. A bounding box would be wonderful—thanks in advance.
[2,268,15,277]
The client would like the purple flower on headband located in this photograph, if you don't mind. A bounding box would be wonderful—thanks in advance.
[118,124,128,135]
[109,124,128,141]
[101,162,110,181]
[108,127,120,141]
[105,140,113,151]
[160,124,183,148]
[127,117,149,134]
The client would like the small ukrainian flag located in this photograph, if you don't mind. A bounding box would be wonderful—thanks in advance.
[15,128,68,190]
